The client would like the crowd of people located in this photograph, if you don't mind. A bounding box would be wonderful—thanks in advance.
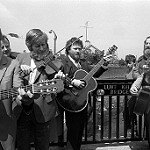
[0,28,110,150]
[1,27,150,149]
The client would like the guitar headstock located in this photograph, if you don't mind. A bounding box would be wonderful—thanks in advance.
[104,45,118,62]
[34,79,64,94]
[107,45,118,54]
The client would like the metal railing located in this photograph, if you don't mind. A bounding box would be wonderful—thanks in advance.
[57,79,144,146]
[30,79,145,147]
[82,79,144,144]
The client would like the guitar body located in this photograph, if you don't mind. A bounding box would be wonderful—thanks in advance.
[134,88,150,115]
[56,45,117,112]
[57,69,97,112]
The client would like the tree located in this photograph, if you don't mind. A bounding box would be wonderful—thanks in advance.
[118,58,126,66]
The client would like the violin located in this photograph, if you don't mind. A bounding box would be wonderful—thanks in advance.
[34,51,62,75]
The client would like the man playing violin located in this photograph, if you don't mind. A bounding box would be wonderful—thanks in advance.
[56,37,110,150]
[14,29,64,150]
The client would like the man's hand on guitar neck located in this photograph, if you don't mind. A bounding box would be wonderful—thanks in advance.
[16,88,34,106]
[54,70,65,79]
[102,60,109,69]
[102,56,111,69]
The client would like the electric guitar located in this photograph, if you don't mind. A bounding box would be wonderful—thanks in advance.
[0,79,64,101]
[57,45,117,112]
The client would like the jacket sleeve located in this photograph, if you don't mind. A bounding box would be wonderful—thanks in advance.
[132,64,141,79]
[130,74,143,95]
[12,59,23,88]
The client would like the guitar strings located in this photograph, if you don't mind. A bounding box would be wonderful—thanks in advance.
[84,59,104,81]
[0,83,59,99]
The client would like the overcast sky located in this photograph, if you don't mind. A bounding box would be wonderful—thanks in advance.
[0,0,150,59]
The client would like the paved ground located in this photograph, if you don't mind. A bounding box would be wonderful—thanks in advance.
[47,140,150,150]
[80,141,150,150]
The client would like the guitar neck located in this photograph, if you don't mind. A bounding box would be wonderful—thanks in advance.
[0,79,64,101]
[0,85,33,101]
[83,58,104,82]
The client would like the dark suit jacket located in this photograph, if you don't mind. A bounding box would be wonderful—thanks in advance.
[13,53,58,123]
[58,55,107,106]
[61,55,107,80]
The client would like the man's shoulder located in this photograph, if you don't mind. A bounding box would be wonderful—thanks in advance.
[17,53,30,59]
[137,55,146,63]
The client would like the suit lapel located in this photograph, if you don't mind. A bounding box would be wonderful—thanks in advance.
[67,56,78,69]
[63,56,81,80]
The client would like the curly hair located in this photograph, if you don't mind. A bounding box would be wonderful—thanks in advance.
[125,54,136,64]
[65,37,83,55]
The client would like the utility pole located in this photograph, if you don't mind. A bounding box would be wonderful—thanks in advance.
[80,21,93,41]
[49,30,57,54]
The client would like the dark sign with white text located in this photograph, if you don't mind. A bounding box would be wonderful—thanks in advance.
[94,79,134,96]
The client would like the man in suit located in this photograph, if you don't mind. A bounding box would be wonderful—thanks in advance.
[14,29,64,150]
[130,36,150,146]
[0,29,22,150]
[56,37,109,150]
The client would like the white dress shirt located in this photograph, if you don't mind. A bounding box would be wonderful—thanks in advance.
[29,59,37,84]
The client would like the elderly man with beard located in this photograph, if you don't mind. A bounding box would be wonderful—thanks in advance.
[130,71,150,147]
[13,29,64,150]
[129,36,150,141]
[133,36,150,77]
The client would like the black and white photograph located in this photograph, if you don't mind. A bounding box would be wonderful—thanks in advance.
[0,0,150,149]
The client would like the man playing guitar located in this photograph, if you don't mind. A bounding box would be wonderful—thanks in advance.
[56,37,110,150]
